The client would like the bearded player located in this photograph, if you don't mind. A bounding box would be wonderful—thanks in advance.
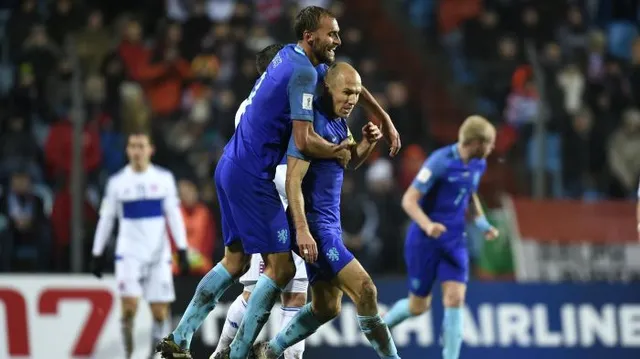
[251,62,401,359]
[210,43,308,359]
[158,5,401,359]
[382,116,499,359]
[91,131,190,359]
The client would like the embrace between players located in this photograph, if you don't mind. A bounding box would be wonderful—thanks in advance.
[91,5,499,359]
[158,5,498,359]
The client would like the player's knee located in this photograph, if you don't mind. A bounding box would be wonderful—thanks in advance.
[358,278,378,306]
[150,304,169,321]
[409,296,431,316]
[312,299,341,321]
[221,255,251,277]
[242,290,252,303]
[267,254,296,283]
[281,292,306,308]
[443,291,465,308]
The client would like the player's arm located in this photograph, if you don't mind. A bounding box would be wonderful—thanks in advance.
[163,173,188,251]
[285,135,319,262]
[401,153,447,236]
[90,179,118,278]
[163,173,190,274]
[469,165,498,239]
[359,86,401,156]
[289,65,349,160]
[348,122,381,170]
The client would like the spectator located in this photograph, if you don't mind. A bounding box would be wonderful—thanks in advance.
[557,5,588,61]
[608,108,640,198]
[563,108,596,198]
[44,116,102,182]
[18,24,60,94]
[0,171,50,271]
[557,63,585,116]
[365,158,405,273]
[50,181,98,271]
[46,0,84,46]
[0,114,42,184]
[341,173,380,272]
[173,179,215,275]
[73,9,112,76]
[117,19,149,81]
[180,1,213,61]
[7,0,42,62]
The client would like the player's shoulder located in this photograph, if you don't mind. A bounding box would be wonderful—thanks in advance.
[150,165,175,180]
[429,144,456,163]
[107,166,129,184]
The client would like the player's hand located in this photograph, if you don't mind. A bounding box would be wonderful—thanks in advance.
[362,122,382,144]
[297,230,318,263]
[334,140,352,168]
[484,227,499,241]
[424,222,447,238]
[177,249,190,276]
[381,120,401,157]
[90,255,104,279]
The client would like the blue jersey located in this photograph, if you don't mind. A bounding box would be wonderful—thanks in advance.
[276,63,329,166]
[288,102,354,228]
[411,144,486,235]
[226,44,329,179]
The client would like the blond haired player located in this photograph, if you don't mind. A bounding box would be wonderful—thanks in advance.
[91,131,190,359]
[382,116,499,359]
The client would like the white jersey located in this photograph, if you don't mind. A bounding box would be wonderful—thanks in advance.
[91,165,188,264]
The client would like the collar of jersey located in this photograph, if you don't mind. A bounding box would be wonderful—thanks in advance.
[315,98,342,121]
[451,143,461,159]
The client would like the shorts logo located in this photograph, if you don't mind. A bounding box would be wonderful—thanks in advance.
[327,247,340,262]
[411,278,421,290]
[277,229,289,244]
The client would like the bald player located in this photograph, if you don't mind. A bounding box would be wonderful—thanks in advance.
[382,116,499,359]
[250,62,401,359]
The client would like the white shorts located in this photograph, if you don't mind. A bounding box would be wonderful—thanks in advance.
[274,164,288,208]
[239,253,308,293]
[115,256,175,303]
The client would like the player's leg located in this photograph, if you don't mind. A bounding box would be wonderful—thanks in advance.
[384,233,439,329]
[115,257,144,358]
[258,280,342,359]
[211,252,263,357]
[227,175,296,359]
[229,251,296,359]
[149,303,172,359]
[438,243,470,359]
[335,259,400,359]
[210,290,251,359]
[159,160,250,357]
[145,259,176,359]
[279,278,308,359]
[121,297,139,359]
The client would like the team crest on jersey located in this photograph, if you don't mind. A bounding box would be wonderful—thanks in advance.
[327,247,340,262]
[277,229,289,244]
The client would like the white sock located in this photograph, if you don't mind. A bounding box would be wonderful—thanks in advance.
[212,294,247,357]
[151,316,170,358]
[280,306,306,359]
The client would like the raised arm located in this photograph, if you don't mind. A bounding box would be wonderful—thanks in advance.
[359,86,401,156]
[349,122,382,169]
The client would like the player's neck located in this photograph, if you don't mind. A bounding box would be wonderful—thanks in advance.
[130,162,150,173]
[456,143,472,163]
[297,41,320,66]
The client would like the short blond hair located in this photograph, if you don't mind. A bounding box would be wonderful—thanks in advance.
[458,115,495,144]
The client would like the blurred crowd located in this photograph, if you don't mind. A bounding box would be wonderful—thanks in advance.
[0,0,427,275]
[427,0,640,200]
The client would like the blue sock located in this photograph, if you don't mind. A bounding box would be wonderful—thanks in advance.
[383,298,413,329]
[229,274,282,359]
[172,263,233,348]
[268,303,324,357]
[442,307,463,359]
[358,314,401,359]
